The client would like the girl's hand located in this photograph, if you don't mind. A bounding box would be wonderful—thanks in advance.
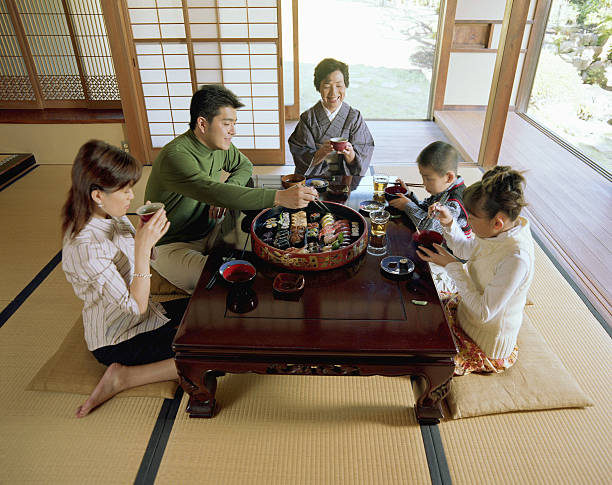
[429,203,453,227]
[313,141,334,165]
[135,207,170,253]
[416,243,458,267]
[389,193,409,210]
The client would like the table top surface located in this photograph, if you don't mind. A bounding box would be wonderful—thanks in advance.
[174,175,456,357]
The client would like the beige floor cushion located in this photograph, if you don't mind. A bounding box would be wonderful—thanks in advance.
[26,297,185,399]
[442,314,593,419]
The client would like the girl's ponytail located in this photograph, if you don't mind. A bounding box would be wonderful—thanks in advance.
[464,166,527,220]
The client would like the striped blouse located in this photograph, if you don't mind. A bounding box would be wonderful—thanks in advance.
[62,216,168,351]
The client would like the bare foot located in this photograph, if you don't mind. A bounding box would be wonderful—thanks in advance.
[76,362,125,418]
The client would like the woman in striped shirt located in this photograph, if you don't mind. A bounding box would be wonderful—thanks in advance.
[62,140,188,418]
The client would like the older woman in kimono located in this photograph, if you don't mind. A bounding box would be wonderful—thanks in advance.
[289,58,374,177]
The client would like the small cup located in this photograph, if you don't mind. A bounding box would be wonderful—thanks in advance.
[330,137,348,152]
[220,260,257,285]
[373,175,388,194]
[384,184,408,201]
[281,174,306,189]
[136,202,164,222]
[367,210,391,256]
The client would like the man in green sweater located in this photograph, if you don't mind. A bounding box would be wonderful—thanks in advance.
[145,84,317,293]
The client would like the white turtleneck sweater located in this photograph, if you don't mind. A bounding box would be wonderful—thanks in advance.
[442,216,535,359]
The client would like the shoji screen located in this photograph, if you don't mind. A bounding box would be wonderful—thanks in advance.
[0,0,119,108]
[124,0,284,164]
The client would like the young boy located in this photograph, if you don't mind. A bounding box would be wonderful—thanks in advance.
[389,141,471,238]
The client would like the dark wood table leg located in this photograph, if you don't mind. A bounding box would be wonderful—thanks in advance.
[178,368,224,418]
[414,365,454,425]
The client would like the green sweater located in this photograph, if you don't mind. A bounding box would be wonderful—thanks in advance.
[145,130,277,245]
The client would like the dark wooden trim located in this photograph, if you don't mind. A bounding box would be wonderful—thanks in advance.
[0,108,124,124]
[60,0,90,106]
[515,0,552,113]
[433,0,457,111]
[478,0,530,168]
[284,0,300,121]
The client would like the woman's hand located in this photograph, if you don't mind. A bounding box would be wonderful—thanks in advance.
[389,193,410,210]
[135,206,170,254]
[313,141,334,165]
[429,203,453,228]
[340,142,356,163]
[416,243,458,267]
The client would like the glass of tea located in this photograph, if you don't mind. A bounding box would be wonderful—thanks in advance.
[373,175,388,194]
[367,210,390,256]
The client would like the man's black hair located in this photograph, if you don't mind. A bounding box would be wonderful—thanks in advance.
[189,84,245,130]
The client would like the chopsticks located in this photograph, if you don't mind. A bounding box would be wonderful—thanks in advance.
[311,198,328,213]
[417,192,450,233]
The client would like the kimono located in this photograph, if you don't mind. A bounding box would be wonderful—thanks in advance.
[288,101,374,177]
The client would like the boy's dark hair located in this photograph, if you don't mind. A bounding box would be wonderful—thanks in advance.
[314,58,350,91]
[416,141,462,176]
[463,166,527,221]
[190,84,244,130]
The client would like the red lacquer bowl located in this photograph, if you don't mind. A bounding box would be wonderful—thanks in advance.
[250,202,368,271]
[413,230,444,252]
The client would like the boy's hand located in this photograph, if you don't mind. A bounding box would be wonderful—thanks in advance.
[416,243,458,267]
[429,203,453,227]
[389,193,409,210]
[395,178,408,192]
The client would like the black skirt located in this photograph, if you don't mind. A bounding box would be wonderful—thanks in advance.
[92,298,189,366]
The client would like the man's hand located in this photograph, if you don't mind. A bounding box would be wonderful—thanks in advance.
[416,243,457,267]
[313,141,334,165]
[274,184,317,209]
[338,141,356,163]
[209,205,227,220]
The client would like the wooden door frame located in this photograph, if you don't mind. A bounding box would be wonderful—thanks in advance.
[283,0,300,120]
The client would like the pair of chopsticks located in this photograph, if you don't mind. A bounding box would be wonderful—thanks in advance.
[311,198,328,213]
[417,192,450,233]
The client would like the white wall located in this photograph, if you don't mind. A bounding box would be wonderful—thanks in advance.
[444,0,536,107]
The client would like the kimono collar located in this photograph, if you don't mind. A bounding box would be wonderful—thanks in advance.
[314,101,350,136]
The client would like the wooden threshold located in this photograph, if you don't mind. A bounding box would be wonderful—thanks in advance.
[435,109,612,324]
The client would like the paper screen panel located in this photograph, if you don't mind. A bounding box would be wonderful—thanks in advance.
[135,42,191,147]
[0,0,36,101]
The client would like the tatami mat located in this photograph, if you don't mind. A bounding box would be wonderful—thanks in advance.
[156,374,430,485]
[439,243,612,485]
[0,165,70,300]
[0,267,167,484]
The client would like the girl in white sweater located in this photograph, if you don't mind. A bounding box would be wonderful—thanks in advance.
[417,166,534,375]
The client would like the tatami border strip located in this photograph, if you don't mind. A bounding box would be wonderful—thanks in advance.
[0,249,62,329]
[134,387,184,485]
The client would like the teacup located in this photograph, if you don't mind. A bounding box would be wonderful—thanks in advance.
[135,202,164,222]
[281,174,306,189]
[330,137,348,152]
[413,230,444,255]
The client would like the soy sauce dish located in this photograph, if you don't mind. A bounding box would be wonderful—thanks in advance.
[219,260,257,284]
[380,256,415,280]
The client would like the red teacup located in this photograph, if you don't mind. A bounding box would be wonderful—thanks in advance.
[136,202,164,222]
[330,137,348,152]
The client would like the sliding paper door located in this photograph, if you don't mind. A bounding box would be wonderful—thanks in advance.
[117,0,284,164]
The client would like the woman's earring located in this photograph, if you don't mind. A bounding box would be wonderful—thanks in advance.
[97,203,104,208]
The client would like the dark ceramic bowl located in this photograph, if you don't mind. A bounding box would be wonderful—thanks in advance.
[273,273,305,300]
[305,178,329,192]
[384,185,408,201]
[219,260,256,285]
[281,174,306,189]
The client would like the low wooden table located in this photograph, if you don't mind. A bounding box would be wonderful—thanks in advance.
[173,176,457,424]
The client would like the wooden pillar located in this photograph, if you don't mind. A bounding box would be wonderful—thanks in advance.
[478,0,530,168]
[433,0,457,112]
[100,0,150,164]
